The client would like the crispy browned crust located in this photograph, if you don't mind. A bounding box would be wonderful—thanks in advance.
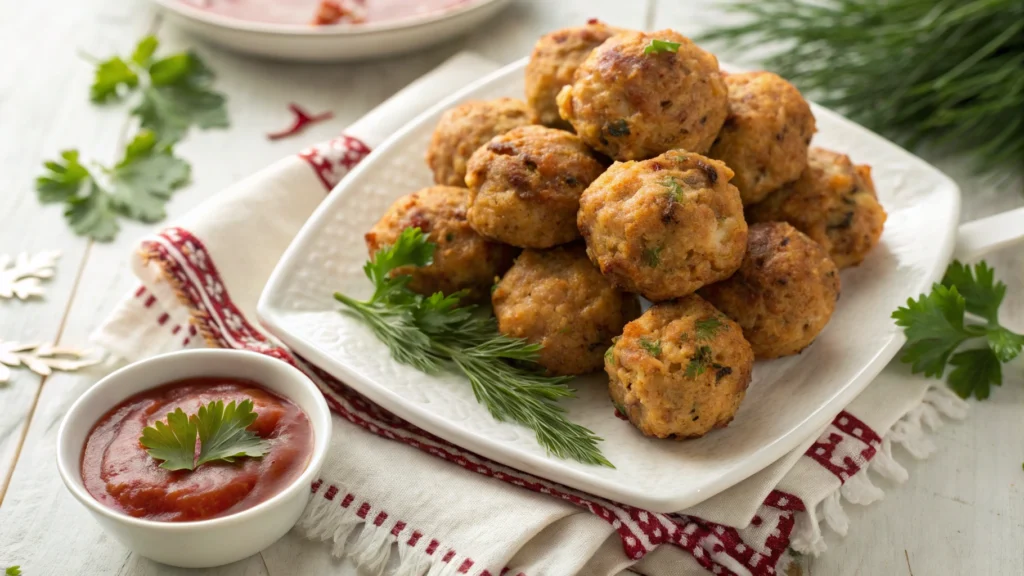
[699,222,840,359]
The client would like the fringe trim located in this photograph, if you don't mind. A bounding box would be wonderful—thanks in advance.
[299,490,479,576]
[139,244,224,349]
[790,385,968,556]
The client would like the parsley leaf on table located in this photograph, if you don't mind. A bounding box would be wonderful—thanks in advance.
[893,260,1023,399]
[108,130,191,222]
[334,228,612,467]
[947,348,1002,400]
[140,399,269,471]
[942,261,1006,324]
[6,566,22,576]
[91,36,229,147]
[35,131,190,241]
[43,34,227,241]
[133,52,229,147]
[90,57,138,103]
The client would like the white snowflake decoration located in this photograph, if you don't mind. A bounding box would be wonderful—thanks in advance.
[0,251,60,300]
[0,340,98,384]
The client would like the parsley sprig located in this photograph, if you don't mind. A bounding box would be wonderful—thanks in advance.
[140,399,270,471]
[91,35,228,147]
[36,35,228,241]
[36,131,190,241]
[5,567,21,576]
[334,228,612,467]
[893,261,1022,399]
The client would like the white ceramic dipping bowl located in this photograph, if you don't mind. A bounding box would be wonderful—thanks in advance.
[56,349,332,568]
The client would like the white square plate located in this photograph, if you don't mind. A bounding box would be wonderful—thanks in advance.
[258,58,960,512]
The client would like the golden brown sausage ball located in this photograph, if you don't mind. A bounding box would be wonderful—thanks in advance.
[525,20,624,129]
[606,295,754,439]
[699,222,840,359]
[426,98,536,187]
[466,125,606,248]
[365,186,518,303]
[492,244,641,375]
[708,72,816,205]
[747,148,887,269]
[556,30,728,161]
[578,150,747,301]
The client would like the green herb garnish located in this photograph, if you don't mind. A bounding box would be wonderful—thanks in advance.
[604,346,615,366]
[644,39,681,55]
[685,345,714,378]
[612,401,629,417]
[37,35,228,242]
[6,567,21,576]
[639,338,662,357]
[663,177,685,202]
[36,131,190,241]
[334,228,611,467]
[702,0,1024,169]
[892,260,1022,399]
[606,119,631,137]
[140,399,269,471]
[695,317,724,341]
[92,35,229,148]
[642,246,662,268]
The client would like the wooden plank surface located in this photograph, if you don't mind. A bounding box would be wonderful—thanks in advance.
[0,1,650,574]
[1,0,1021,574]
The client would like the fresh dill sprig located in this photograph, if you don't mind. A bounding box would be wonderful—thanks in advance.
[701,0,1024,170]
[334,228,612,467]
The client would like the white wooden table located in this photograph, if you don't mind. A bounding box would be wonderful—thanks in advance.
[1,1,1021,574]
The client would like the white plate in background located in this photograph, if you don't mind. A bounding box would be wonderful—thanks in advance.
[154,0,511,62]
[257,59,960,512]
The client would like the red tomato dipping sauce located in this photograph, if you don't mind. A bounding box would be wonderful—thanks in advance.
[81,378,313,522]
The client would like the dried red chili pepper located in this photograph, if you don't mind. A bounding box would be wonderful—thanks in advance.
[267,103,334,141]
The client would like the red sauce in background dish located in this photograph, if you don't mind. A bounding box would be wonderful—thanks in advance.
[81,378,313,522]
[179,0,473,27]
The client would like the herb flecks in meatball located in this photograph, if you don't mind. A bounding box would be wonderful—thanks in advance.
[699,222,840,359]
[365,186,518,303]
[467,125,605,248]
[747,148,887,268]
[709,72,817,205]
[556,29,728,161]
[606,295,754,439]
[492,244,641,375]
[578,151,747,301]
[426,98,536,187]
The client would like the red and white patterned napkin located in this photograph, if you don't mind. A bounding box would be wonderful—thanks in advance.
[92,53,968,576]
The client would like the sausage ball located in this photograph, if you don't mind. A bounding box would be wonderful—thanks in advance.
[699,222,840,359]
[578,150,747,301]
[365,186,518,303]
[466,125,606,248]
[525,20,624,129]
[708,71,816,205]
[556,29,728,161]
[606,295,754,439]
[747,147,887,269]
[492,244,641,375]
[426,98,536,187]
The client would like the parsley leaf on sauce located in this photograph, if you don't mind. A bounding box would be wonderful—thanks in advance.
[140,399,270,471]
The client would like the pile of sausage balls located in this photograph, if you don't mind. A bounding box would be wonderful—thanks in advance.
[367,22,887,442]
